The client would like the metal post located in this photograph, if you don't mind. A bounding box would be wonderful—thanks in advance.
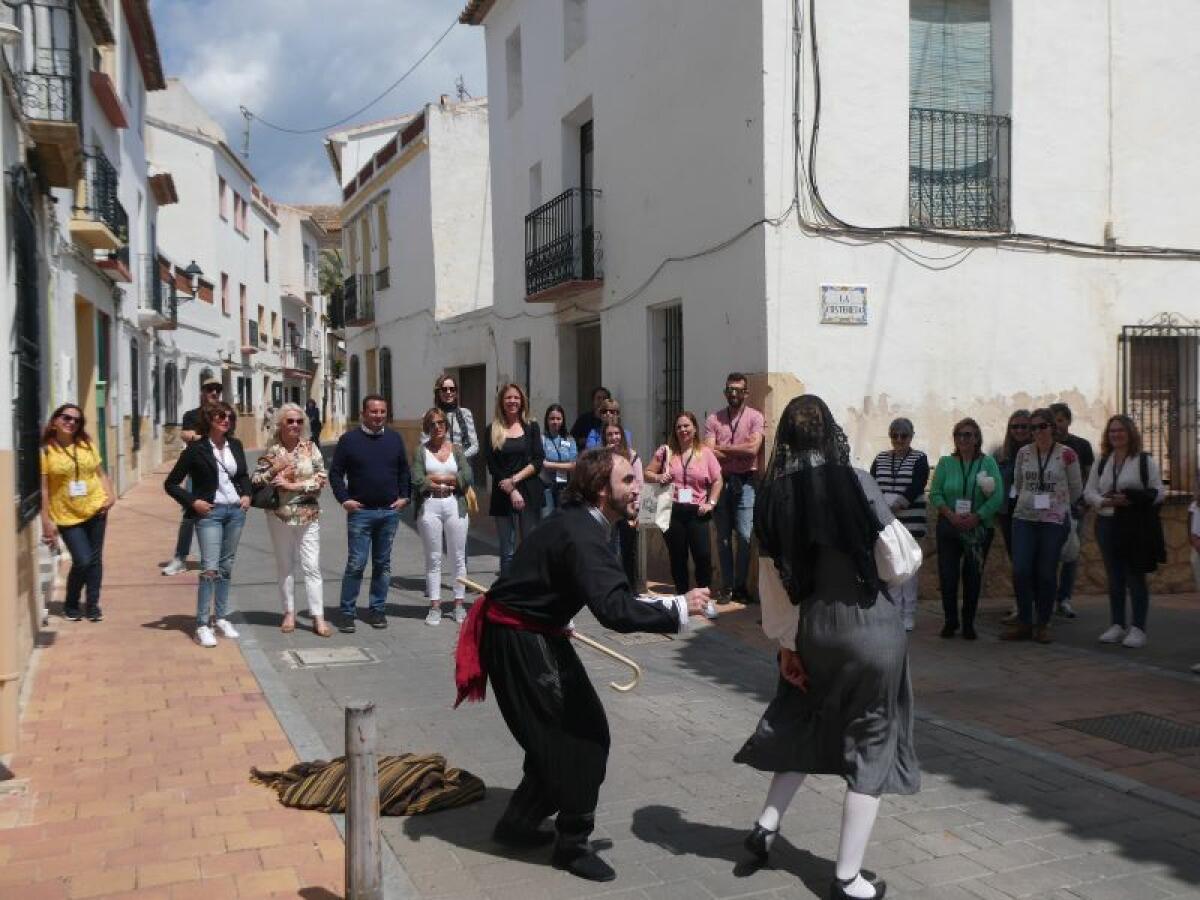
[345,701,382,900]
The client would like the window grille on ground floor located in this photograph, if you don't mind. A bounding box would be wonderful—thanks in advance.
[653,304,683,447]
[1119,318,1200,499]
[11,166,42,523]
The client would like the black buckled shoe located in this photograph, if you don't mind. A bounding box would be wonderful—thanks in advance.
[744,823,777,864]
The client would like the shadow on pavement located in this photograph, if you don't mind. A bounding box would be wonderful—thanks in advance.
[139,613,197,636]
[670,605,1200,892]
[631,804,834,895]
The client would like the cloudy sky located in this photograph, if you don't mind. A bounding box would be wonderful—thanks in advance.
[150,0,487,203]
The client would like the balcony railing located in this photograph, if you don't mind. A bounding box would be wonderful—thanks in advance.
[909,108,1011,232]
[343,274,375,326]
[74,150,127,241]
[282,347,317,376]
[525,187,603,298]
[375,267,390,291]
[243,319,259,352]
[11,1,79,123]
[136,253,177,329]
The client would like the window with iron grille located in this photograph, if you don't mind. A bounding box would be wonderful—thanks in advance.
[349,355,361,418]
[130,339,141,453]
[379,348,393,416]
[1119,320,1200,499]
[10,166,42,524]
[652,304,683,447]
[164,362,179,424]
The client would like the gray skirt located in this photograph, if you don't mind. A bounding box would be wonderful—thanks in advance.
[734,556,920,796]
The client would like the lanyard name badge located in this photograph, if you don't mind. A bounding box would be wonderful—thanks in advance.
[552,437,568,483]
[1034,448,1053,510]
[64,445,88,497]
[955,457,977,515]
[676,450,695,504]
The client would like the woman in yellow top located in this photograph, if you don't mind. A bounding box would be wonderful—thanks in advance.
[39,404,115,622]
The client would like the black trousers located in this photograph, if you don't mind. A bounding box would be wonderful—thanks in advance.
[935,518,992,628]
[482,625,609,853]
[665,504,712,594]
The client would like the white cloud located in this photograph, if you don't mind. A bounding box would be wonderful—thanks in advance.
[150,0,486,202]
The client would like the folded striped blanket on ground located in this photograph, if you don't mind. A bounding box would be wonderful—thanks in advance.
[250,752,485,815]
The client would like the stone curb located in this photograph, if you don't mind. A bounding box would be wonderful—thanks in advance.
[238,634,417,900]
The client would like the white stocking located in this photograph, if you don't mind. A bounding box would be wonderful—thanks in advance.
[835,790,881,897]
[756,771,806,832]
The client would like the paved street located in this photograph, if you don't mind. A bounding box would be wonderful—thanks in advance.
[2,470,1200,898]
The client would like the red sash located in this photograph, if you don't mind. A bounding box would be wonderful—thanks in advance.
[453,594,570,708]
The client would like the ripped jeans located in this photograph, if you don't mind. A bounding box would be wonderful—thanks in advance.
[195,503,246,626]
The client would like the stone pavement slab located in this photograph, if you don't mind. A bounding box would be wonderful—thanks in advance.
[225,483,1200,899]
[0,473,344,899]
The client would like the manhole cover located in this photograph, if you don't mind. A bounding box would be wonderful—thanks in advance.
[284,647,378,668]
[603,631,672,646]
[1058,712,1200,753]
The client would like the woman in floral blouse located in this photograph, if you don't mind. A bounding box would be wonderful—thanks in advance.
[252,403,331,636]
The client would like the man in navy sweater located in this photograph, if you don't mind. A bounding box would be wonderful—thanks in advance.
[329,395,412,632]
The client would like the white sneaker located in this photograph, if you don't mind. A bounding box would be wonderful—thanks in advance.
[452,604,468,625]
[1098,624,1127,644]
[215,619,239,639]
[195,625,217,648]
[162,557,187,576]
[705,601,719,620]
[425,605,442,626]
[1121,626,1147,648]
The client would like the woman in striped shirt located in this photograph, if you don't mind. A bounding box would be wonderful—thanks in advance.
[869,417,929,632]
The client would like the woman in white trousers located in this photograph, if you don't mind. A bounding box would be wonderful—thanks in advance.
[411,407,474,626]
[252,403,331,636]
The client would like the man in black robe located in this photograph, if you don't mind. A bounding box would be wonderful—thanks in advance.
[455,448,709,881]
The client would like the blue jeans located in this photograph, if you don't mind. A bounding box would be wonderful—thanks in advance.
[195,504,246,626]
[60,511,107,612]
[1056,507,1086,603]
[339,508,401,616]
[1012,518,1069,626]
[715,477,755,594]
[1095,515,1150,630]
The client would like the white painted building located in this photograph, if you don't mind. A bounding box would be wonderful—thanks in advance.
[276,202,329,417]
[324,96,492,440]
[147,79,289,451]
[403,0,1200,507]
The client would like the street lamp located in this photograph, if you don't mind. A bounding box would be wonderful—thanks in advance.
[183,260,203,297]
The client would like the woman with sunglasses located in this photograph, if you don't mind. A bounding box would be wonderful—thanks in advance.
[252,403,330,637]
[869,418,929,632]
[40,404,116,622]
[929,418,1003,639]
[426,373,479,462]
[1003,408,1083,644]
[584,399,632,450]
[164,401,252,648]
[412,407,473,625]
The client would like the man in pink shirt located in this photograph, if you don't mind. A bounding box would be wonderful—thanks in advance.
[704,373,765,603]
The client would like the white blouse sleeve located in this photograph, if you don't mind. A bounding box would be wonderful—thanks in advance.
[759,557,799,651]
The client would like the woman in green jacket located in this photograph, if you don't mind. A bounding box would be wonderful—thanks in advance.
[930,417,1004,640]
[412,407,474,626]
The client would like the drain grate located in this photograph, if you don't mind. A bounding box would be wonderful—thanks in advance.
[603,631,672,646]
[284,647,378,669]
[1057,712,1200,753]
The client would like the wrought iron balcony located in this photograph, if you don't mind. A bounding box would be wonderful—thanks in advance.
[282,347,317,377]
[70,150,127,251]
[343,274,375,326]
[525,187,603,300]
[136,253,177,330]
[9,0,83,186]
[909,108,1011,232]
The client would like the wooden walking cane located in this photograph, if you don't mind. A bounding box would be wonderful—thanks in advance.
[456,577,643,692]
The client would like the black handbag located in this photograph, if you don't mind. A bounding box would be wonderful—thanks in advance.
[251,483,280,510]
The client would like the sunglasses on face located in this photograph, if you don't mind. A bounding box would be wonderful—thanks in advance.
[725,386,746,395]
[284,418,304,425]
[430,420,447,429]
[439,385,457,393]
[602,409,620,416]
[1031,422,1052,431]
[212,412,230,421]
[60,414,80,423]
[1011,423,1030,430]
[204,386,222,393]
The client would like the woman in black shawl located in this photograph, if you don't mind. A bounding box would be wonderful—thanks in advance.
[733,395,919,900]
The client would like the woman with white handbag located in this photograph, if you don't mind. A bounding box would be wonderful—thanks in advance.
[733,395,921,900]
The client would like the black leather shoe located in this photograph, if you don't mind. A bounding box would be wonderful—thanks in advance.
[492,820,555,848]
[940,623,957,638]
[962,623,977,640]
[338,617,357,633]
[86,606,103,622]
[830,872,886,899]
[367,610,387,629]
[64,605,83,622]
[551,846,616,882]
[744,823,777,863]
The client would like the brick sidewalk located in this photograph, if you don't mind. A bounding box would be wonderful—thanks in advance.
[720,595,1200,805]
[0,473,344,899]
